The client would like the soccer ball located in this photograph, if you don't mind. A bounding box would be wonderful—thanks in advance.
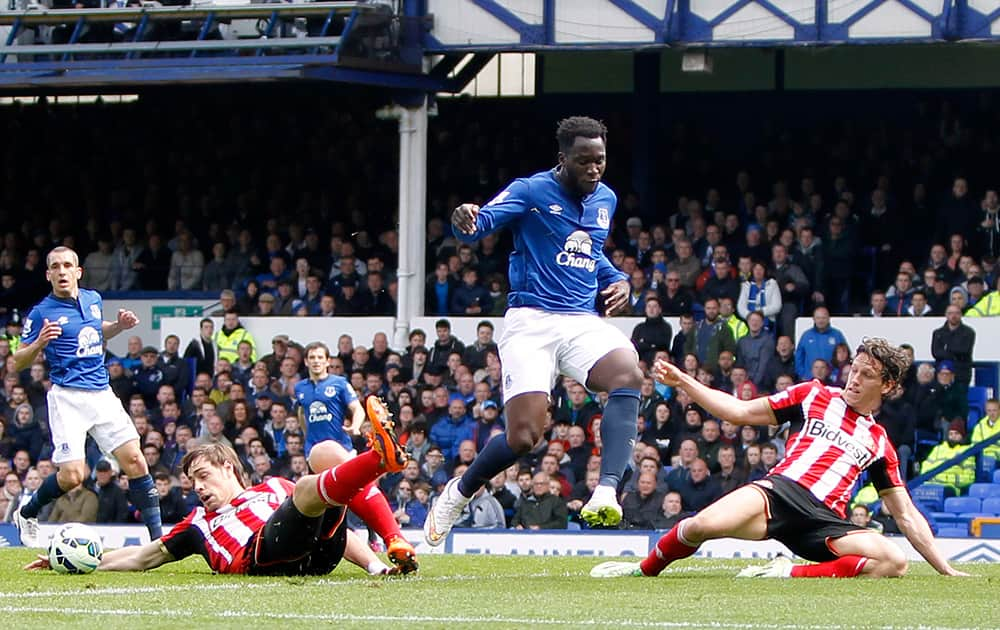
[48,523,103,574]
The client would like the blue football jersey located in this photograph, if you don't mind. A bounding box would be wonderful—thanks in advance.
[21,288,109,389]
[454,169,627,314]
[294,375,358,454]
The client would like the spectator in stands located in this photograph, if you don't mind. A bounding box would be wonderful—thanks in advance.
[657,270,693,316]
[455,481,505,530]
[512,471,568,530]
[430,396,474,463]
[183,318,216,377]
[214,309,257,364]
[672,457,721,513]
[47,479,98,524]
[931,304,975,419]
[167,231,204,290]
[154,472,188,524]
[135,233,171,290]
[82,235,114,291]
[1,472,21,522]
[885,271,914,316]
[699,258,740,306]
[110,227,143,291]
[770,243,810,334]
[921,419,975,494]
[849,504,883,534]
[967,275,1000,317]
[622,471,666,530]
[712,445,745,494]
[654,491,686,530]
[390,479,427,529]
[428,319,464,370]
[793,306,846,381]
[461,320,498,373]
[8,402,43,464]
[424,261,455,317]
[738,261,781,329]
[630,297,672,366]
[665,438,698,488]
[874,385,915,481]
[94,459,129,523]
[668,239,701,289]
[555,382,601,429]
[684,298,736,372]
[970,398,1000,461]
[936,177,978,252]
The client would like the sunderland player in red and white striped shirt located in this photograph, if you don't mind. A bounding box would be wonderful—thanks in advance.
[593,337,968,579]
[25,398,411,578]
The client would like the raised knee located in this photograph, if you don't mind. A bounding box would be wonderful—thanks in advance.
[506,430,538,455]
[886,553,908,577]
[58,467,85,489]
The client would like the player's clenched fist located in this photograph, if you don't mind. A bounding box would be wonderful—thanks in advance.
[451,204,480,235]
[653,359,684,387]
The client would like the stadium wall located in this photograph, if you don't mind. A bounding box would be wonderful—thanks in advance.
[3,524,1000,563]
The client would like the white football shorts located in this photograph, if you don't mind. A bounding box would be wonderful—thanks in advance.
[47,384,141,465]
[497,307,637,403]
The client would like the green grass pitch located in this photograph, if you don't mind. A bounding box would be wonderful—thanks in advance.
[0,549,996,629]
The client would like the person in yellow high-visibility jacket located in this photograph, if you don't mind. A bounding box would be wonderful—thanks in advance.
[920,419,976,494]
[966,278,1000,317]
[970,398,1000,461]
[213,309,257,364]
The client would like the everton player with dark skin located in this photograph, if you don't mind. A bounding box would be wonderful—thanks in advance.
[26,398,409,577]
[593,337,969,579]
[426,117,644,544]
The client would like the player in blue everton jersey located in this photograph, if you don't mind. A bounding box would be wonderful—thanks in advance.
[424,117,645,546]
[295,341,418,573]
[12,246,162,546]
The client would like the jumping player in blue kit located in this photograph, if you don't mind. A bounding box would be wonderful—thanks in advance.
[424,116,645,544]
[13,246,162,546]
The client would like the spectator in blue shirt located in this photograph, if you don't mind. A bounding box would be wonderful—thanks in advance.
[430,395,475,461]
[450,267,493,316]
[794,306,847,380]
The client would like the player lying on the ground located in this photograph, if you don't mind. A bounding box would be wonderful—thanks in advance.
[592,338,968,579]
[25,398,410,577]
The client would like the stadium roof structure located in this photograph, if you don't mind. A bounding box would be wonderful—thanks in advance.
[0,0,997,93]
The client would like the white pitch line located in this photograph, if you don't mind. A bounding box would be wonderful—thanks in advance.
[0,571,561,600]
[0,606,984,630]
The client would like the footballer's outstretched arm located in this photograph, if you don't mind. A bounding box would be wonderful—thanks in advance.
[880,488,969,576]
[98,540,174,571]
[653,359,777,427]
[24,540,173,572]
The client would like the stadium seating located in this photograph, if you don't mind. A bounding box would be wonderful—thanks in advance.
[912,485,946,512]
[983,498,1000,515]
[944,497,982,514]
[969,483,1000,499]
[979,456,997,482]
[938,526,970,538]
[994,470,1000,484]
[967,387,990,431]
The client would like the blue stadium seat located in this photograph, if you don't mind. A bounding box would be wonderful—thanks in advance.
[967,386,990,430]
[944,497,981,514]
[567,521,581,531]
[931,512,962,525]
[979,456,997,482]
[959,512,993,520]
[937,526,969,538]
[994,470,1000,484]
[982,497,1000,515]
[968,483,1000,499]
[912,485,946,512]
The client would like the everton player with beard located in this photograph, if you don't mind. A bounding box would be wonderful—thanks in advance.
[593,337,968,579]
[425,116,644,545]
[13,246,162,547]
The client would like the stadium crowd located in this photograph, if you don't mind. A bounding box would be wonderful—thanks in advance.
[1,93,1000,532]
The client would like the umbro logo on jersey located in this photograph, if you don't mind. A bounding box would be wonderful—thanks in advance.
[57,316,69,325]
[548,204,563,214]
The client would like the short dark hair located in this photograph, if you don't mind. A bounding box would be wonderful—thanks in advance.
[556,116,607,152]
[153,472,171,483]
[304,341,330,358]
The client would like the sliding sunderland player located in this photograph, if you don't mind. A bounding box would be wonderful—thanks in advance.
[592,338,969,579]
[26,398,408,577]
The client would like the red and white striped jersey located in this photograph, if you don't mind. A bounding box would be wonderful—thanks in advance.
[160,477,294,574]
[766,380,903,518]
